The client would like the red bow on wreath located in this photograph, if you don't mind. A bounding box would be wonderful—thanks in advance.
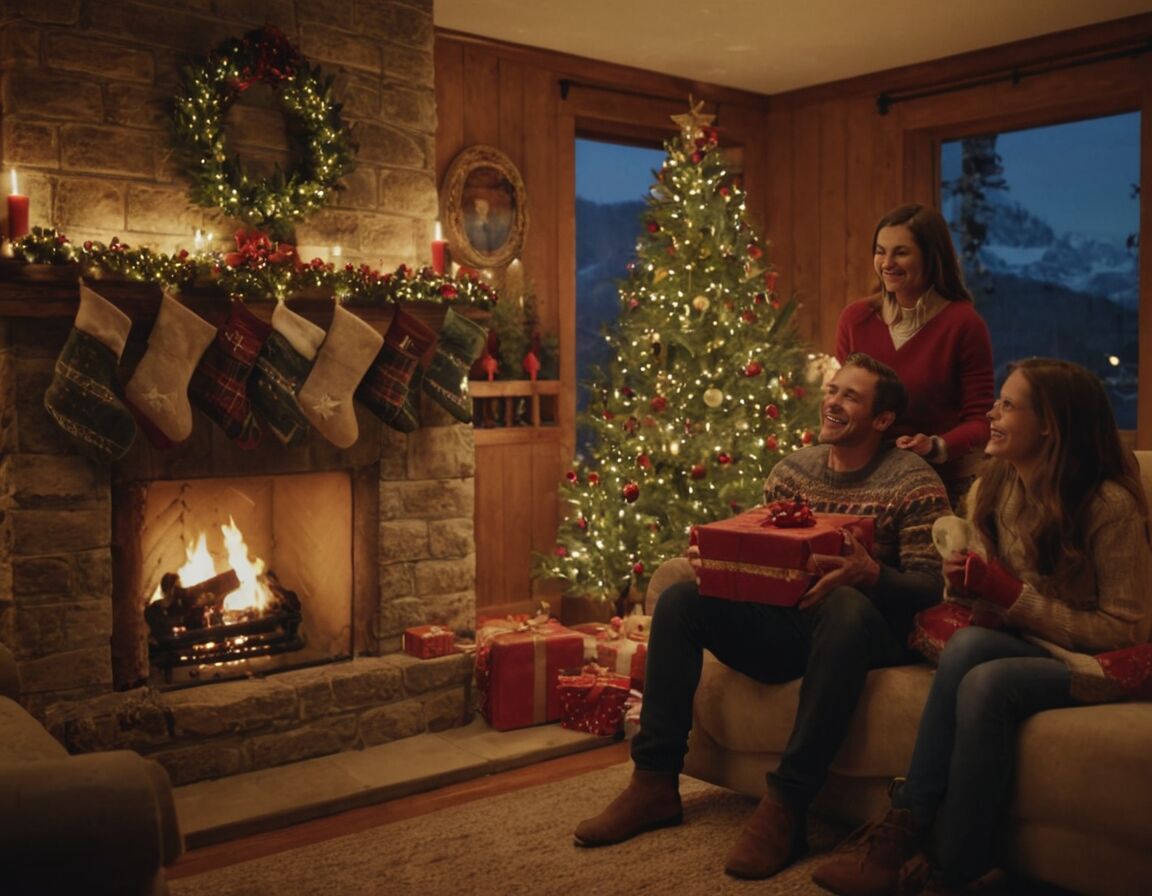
[231,25,303,91]
[223,228,300,271]
[765,497,815,528]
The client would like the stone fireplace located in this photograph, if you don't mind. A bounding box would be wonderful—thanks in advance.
[0,1,480,786]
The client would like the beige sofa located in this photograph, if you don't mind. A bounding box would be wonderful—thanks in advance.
[0,641,184,896]
[646,450,1152,896]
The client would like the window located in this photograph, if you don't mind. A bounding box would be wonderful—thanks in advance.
[940,112,1140,428]
[574,137,665,453]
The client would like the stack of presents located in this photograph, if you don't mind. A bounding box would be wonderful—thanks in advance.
[403,499,871,737]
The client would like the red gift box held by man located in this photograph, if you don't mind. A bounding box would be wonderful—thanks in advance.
[690,498,874,606]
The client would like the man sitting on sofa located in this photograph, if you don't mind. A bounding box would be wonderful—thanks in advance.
[573,352,951,881]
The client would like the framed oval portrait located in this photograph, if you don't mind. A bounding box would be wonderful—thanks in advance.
[440,145,529,269]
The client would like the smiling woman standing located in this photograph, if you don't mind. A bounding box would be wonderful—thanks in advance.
[835,203,994,505]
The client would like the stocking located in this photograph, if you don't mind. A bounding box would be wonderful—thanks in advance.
[422,307,487,423]
[124,292,217,448]
[188,298,272,449]
[43,280,137,462]
[356,308,436,432]
[297,302,384,448]
[248,300,326,447]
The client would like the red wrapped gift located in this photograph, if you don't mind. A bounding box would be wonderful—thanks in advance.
[558,664,632,736]
[691,507,874,605]
[596,639,648,692]
[403,624,456,658]
[475,620,585,731]
[570,622,614,661]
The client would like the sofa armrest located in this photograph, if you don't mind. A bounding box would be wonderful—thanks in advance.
[645,556,697,614]
[0,751,184,895]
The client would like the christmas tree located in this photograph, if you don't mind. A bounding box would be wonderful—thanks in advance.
[537,100,826,605]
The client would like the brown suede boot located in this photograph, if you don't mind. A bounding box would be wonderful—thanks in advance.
[573,768,682,847]
[723,789,804,879]
[811,808,925,896]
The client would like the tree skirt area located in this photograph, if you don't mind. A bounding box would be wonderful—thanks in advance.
[169,761,855,896]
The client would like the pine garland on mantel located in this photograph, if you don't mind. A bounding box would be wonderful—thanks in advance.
[12,226,499,309]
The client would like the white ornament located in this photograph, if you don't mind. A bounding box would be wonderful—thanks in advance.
[703,388,724,408]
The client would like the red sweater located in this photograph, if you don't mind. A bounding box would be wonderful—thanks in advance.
[834,297,994,468]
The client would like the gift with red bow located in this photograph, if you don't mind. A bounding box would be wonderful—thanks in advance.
[558,663,633,737]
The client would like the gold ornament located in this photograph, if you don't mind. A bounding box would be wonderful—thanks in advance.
[692,295,710,312]
[703,388,724,408]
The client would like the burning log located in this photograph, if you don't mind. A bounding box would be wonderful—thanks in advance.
[145,568,240,635]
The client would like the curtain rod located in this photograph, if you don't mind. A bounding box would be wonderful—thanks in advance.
[876,38,1150,115]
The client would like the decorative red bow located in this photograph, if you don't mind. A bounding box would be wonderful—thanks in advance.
[765,498,815,528]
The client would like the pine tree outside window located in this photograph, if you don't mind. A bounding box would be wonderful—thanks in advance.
[940,112,1140,429]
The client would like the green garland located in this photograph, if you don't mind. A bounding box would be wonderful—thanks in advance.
[170,25,355,237]
[14,227,498,309]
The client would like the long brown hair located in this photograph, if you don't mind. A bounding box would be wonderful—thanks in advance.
[970,358,1149,577]
[872,203,972,303]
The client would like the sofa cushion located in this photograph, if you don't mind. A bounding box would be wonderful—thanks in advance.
[692,655,933,778]
[0,697,68,762]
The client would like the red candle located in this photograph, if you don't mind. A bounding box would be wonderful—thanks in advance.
[431,221,448,274]
[7,170,29,241]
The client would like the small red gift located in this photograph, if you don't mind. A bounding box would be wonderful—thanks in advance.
[403,624,456,659]
[558,664,632,736]
[475,620,585,731]
[691,503,874,606]
[596,639,648,692]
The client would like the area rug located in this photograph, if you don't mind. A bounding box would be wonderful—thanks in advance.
[169,761,853,895]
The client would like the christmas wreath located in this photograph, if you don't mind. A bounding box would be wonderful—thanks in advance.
[170,25,355,237]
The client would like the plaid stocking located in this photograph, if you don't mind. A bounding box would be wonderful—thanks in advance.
[189,298,272,449]
[297,302,384,448]
[249,301,325,447]
[422,307,487,423]
[43,280,137,462]
[356,308,436,432]
[125,292,217,448]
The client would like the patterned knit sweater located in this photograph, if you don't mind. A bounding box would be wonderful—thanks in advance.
[966,477,1152,702]
[764,445,951,627]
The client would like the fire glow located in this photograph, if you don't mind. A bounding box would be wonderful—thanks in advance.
[149,517,273,619]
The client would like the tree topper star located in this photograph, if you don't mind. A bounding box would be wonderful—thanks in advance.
[671,97,716,141]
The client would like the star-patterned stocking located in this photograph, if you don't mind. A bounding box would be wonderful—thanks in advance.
[297,302,384,448]
[124,292,217,448]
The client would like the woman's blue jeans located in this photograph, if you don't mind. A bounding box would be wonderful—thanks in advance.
[631,579,909,810]
[892,625,1075,883]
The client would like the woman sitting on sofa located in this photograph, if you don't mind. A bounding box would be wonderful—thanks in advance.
[813,357,1152,896]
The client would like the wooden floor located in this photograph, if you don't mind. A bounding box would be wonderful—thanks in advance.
[168,739,631,879]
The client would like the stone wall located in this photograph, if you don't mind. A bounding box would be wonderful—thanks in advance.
[0,0,481,784]
[1,0,439,270]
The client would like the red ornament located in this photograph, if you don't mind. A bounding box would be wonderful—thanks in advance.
[620,386,635,398]
[629,298,641,310]
[753,292,766,304]
[747,244,763,260]
[770,296,782,310]
[741,310,758,324]
[765,270,779,290]
[650,395,667,413]
[690,463,707,480]
[743,361,763,377]
[719,186,730,198]
[717,452,732,465]
[765,403,780,419]
[588,472,600,486]
[802,430,814,445]
[577,517,588,530]
[622,482,640,503]
[566,470,578,483]
[646,220,660,233]
[554,546,568,557]
[764,435,779,451]
[632,561,645,576]
[603,410,615,420]
[691,151,703,163]
[793,386,807,398]
[637,453,651,469]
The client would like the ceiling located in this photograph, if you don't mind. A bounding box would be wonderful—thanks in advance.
[434,0,1151,95]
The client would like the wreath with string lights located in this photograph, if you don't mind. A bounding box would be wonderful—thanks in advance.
[170,25,355,236]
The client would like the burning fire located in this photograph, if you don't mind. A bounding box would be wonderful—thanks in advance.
[149,517,273,615]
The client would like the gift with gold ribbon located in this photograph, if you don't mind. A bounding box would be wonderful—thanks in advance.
[558,664,633,737]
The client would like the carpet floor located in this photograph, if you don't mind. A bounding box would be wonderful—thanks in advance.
[169,761,856,895]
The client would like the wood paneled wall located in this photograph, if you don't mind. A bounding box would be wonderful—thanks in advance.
[437,14,1152,614]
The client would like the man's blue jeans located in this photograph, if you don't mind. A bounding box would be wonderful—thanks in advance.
[631,579,910,810]
[891,625,1074,883]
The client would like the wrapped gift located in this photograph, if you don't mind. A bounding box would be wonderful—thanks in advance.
[558,664,632,736]
[570,622,614,661]
[403,624,456,659]
[692,503,874,606]
[596,639,648,692]
[475,620,585,731]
